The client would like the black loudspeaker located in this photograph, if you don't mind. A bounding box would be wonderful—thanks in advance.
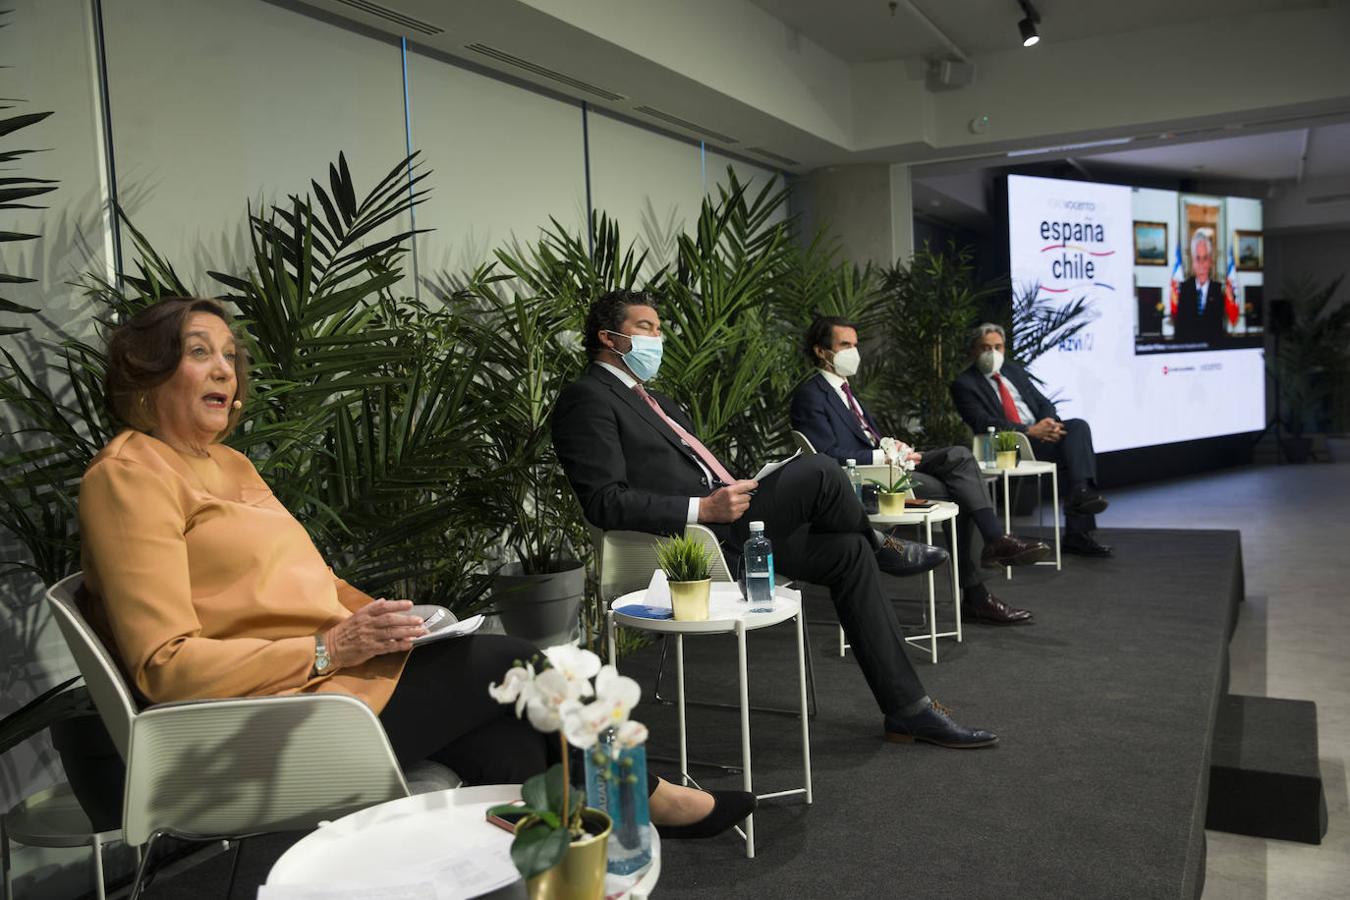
[1269,299,1294,335]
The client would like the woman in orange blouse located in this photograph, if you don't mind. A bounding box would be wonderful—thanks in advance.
[79,297,752,835]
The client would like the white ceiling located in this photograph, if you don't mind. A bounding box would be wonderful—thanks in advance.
[747,0,1328,62]
[1084,123,1350,182]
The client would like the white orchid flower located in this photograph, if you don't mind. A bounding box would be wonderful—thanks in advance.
[524,667,575,733]
[613,720,649,749]
[559,666,643,749]
[488,662,536,718]
[541,644,602,702]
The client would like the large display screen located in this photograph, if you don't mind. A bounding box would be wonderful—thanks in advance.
[1007,174,1265,452]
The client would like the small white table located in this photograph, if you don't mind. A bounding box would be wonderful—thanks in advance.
[266,784,660,899]
[607,587,813,859]
[979,459,1062,578]
[866,500,962,663]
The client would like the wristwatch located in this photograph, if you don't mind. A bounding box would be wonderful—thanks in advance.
[313,633,335,676]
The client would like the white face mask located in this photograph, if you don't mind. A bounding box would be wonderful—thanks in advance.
[830,346,861,378]
[976,349,1004,375]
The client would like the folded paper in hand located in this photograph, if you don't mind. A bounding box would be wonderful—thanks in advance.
[407,605,485,646]
[752,450,801,482]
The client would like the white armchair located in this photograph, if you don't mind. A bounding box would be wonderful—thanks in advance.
[45,574,413,900]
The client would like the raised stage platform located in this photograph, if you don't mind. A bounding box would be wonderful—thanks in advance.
[626,527,1246,900]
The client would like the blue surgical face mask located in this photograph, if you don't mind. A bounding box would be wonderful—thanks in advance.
[608,330,663,382]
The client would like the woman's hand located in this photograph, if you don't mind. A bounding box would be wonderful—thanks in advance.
[324,599,426,670]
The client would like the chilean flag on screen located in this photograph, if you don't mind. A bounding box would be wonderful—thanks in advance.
[1168,238,1184,317]
[1223,243,1241,327]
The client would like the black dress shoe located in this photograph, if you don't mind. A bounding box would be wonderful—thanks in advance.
[1063,530,1113,557]
[963,592,1033,624]
[654,790,757,839]
[980,534,1051,569]
[1066,487,1109,516]
[884,702,998,749]
[874,535,948,578]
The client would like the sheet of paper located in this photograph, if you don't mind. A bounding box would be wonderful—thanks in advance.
[752,450,801,482]
[412,614,485,646]
[261,834,518,900]
[259,883,438,900]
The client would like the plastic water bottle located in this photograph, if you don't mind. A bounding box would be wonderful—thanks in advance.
[743,522,775,606]
[846,458,862,499]
[984,426,996,467]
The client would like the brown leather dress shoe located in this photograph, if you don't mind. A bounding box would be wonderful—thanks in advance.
[963,591,1033,624]
[980,534,1052,569]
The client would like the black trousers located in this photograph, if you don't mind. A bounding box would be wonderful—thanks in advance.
[380,634,660,795]
[911,445,992,590]
[1027,417,1099,533]
[723,454,928,717]
[379,634,556,784]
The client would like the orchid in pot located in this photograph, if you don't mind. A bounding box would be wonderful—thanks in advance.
[488,645,651,897]
[869,438,918,514]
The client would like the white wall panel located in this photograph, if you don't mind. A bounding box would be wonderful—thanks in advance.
[102,0,408,291]
[588,112,701,272]
[406,50,586,280]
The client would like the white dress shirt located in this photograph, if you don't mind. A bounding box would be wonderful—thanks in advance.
[984,369,1034,425]
[597,361,706,524]
[818,370,887,465]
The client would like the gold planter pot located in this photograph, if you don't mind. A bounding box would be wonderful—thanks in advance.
[877,490,910,515]
[526,808,613,900]
[669,578,711,621]
[996,450,1019,470]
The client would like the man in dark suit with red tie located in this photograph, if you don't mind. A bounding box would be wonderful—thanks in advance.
[552,290,998,748]
[789,316,1050,625]
[1173,232,1227,346]
[950,323,1112,557]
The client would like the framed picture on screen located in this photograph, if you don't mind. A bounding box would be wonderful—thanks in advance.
[1134,221,1168,265]
[1236,230,1263,271]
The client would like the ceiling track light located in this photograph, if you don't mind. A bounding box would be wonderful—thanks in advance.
[1017,0,1041,47]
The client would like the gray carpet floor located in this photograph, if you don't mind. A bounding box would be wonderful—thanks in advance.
[125,526,1241,900]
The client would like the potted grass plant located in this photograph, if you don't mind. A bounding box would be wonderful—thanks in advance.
[655,534,714,621]
[994,431,1020,469]
[488,645,650,899]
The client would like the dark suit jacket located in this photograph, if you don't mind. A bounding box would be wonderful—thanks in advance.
[551,363,727,537]
[788,372,881,465]
[950,361,1057,435]
[1173,278,1227,345]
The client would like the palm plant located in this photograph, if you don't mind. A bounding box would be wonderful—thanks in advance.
[0,7,57,338]
[872,244,1002,447]
[1001,282,1098,392]
[656,172,796,475]
[1272,274,1350,438]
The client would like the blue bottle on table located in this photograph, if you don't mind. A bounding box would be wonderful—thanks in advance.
[742,521,775,606]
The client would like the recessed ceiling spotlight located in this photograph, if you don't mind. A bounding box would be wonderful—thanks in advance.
[1017,0,1040,47]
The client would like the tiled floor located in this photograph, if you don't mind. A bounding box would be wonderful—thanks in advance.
[1101,462,1350,899]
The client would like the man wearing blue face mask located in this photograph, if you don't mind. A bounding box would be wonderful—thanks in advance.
[553,290,1000,749]
[950,323,1111,557]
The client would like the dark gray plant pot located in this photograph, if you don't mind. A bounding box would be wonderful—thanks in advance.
[493,560,586,648]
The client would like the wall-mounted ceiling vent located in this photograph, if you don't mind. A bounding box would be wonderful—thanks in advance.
[633,106,736,145]
[464,43,626,102]
[329,0,443,35]
[746,146,801,167]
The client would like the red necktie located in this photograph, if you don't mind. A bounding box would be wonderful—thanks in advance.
[840,382,880,446]
[632,383,737,485]
[992,373,1022,424]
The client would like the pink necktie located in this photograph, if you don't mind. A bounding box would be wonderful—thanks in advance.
[632,383,737,485]
[840,382,881,446]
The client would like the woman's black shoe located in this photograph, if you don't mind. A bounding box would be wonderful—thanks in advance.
[654,790,757,839]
